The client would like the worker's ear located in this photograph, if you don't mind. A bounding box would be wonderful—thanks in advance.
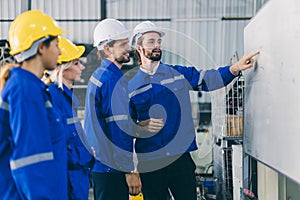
[103,44,112,55]
[136,44,143,54]
[37,42,46,56]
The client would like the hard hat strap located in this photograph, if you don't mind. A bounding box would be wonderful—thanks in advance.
[14,37,49,62]
[96,39,112,50]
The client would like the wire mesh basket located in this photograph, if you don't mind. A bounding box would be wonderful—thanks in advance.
[225,75,244,137]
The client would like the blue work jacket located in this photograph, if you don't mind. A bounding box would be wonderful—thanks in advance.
[84,59,134,173]
[49,83,94,200]
[49,83,94,170]
[0,67,67,199]
[129,62,237,161]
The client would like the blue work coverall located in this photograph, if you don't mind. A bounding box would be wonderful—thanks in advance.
[49,83,94,200]
[0,67,67,199]
[84,59,134,200]
[128,62,238,199]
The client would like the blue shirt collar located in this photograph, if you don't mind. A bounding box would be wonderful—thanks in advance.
[11,67,47,90]
[62,84,80,107]
[137,62,168,80]
[101,59,124,78]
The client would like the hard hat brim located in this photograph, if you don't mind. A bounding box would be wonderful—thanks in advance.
[93,30,131,48]
[131,28,165,47]
[58,45,85,64]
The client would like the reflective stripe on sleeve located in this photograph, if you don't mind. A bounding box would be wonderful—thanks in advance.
[67,117,81,125]
[90,76,103,88]
[0,98,9,111]
[10,152,54,170]
[105,115,128,123]
[0,98,52,110]
[174,74,184,81]
[129,84,152,98]
[160,75,185,85]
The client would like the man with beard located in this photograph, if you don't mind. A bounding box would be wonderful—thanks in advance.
[84,19,142,200]
[129,21,259,200]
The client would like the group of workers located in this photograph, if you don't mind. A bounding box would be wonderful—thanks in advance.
[0,9,259,200]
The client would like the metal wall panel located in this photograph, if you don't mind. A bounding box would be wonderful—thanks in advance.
[0,0,101,43]
[244,0,300,184]
[31,0,102,44]
[0,0,22,40]
[0,0,264,66]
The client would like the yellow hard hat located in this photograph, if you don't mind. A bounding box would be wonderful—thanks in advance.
[57,37,85,64]
[130,193,144,200]
[9,10,65,55]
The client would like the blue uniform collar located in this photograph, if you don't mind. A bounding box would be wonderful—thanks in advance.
[101,59,124,78]
[136,62,169,81]
[11,67,47,90]
[62,84,80,107]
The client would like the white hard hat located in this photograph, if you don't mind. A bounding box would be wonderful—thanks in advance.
[93,18,130,50]
[131,21,165,47]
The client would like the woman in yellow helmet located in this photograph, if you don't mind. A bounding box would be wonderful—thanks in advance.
[49,37,94,200]
[0,10,68,199]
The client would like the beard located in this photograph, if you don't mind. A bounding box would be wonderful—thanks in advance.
[115,51,130,64]
[115,56,130,64]
[143,48,162,61]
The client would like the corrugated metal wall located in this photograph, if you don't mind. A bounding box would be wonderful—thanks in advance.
[0,0,102,44]
[0,1,22,38]
[31,0,102,44]
[1,0,267,65]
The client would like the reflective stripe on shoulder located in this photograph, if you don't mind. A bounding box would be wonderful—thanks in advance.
[160,74,185,85]
[160,77,174,85]
[1,99,53,111]
[174,74,185,81]
[198,70,207,86]
[45,100,53,108]
[10,152,54,170]
[90,76,103,88]
[129,84,152,98]
[0,97,9,111]
[67,117,80,125]
[105,115,128,123]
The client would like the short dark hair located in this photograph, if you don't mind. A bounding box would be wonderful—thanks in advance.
[98,40,117,60]
[24,36,57,62]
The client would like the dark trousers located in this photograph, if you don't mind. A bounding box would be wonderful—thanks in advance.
[91,172,129,200]
[139,153,197,200]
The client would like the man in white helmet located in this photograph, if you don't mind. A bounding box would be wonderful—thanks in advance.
[84,18,142,200]
[129,21,259,200]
